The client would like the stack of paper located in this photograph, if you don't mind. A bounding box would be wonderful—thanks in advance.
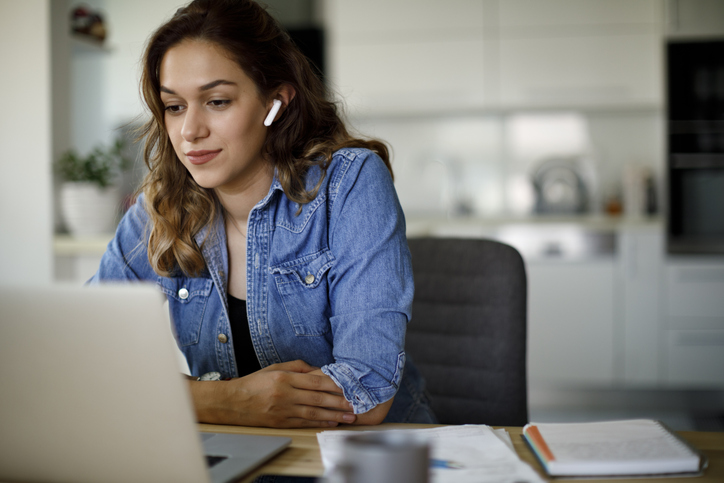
[317,425,545,483]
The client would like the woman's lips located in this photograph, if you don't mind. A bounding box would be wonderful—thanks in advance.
[185,149,221,165]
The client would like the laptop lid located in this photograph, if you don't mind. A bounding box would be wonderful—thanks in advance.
[0,284,289,483]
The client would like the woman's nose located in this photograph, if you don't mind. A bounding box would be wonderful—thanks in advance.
[181,106,209,142]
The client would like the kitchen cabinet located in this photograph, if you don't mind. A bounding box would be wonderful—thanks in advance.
[527,259,617,386]
[664,258,724,386]
[618,226,664,385]
[325,0,491,115]
[325,0,664,115]
[665,0,724,38]
[498,33,661,109]
[497,0,662,109]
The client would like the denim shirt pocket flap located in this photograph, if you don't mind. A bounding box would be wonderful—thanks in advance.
[156,277,213,347]
[270,249,335,336]
[270,249,335,295]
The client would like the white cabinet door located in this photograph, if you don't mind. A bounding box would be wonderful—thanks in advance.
[326,0,663,113]
[665,0,724,38]
[499,33,661,108]
[666,262,724,323]
[497,0,663,109]
[664,260,724,387]
[325,0,491,115]
[499,0,660,29]
[330,0,485,37]
[619,227,664,385]
[667,330,724,387]
[329,39,488,115]
[527,259,616,386]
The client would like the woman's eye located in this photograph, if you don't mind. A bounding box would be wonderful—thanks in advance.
[164,104,184,114]
[209,99,231,108]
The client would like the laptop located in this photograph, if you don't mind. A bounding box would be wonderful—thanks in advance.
[0,283,291,483]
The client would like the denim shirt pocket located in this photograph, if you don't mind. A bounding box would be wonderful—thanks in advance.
[270,249,335,336]
[156,276,213,347]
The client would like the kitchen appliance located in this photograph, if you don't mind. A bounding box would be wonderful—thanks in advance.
[667,39,724,253]
[531,157,589,214]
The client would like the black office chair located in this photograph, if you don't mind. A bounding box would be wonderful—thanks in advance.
[406,237,528,426]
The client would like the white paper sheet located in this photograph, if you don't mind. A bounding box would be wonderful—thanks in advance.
[317,425,545,483]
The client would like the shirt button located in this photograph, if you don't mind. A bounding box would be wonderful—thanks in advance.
[178,288,189,300]
[304,274,315,284]
[218,270,225,279]
[218,333,228,343]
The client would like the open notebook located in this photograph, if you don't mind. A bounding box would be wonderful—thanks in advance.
[523,419,707,478]
[0,284,290,483]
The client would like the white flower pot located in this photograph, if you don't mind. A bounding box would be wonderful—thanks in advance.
[60,182,121,236]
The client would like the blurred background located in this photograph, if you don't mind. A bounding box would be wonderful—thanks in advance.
[1,0,723,430]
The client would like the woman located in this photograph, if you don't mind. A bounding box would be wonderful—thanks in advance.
[91,0,435,428]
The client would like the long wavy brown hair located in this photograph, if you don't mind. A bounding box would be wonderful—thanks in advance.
[139,0,391,277]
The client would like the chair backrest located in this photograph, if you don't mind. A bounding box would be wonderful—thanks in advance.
[406,237,528,426]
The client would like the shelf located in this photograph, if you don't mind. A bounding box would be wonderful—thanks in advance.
[71,33,112,54]
[54,234,114,256]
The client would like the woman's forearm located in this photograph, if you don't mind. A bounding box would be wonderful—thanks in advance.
[186,360,357,428]
[350,397,394,425]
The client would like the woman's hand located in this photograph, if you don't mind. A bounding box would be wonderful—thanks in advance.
[305,368,394,425]
[189,360,357,428]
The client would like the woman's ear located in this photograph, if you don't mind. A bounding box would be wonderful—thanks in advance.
[265,84,296,125]
[276,84,296,107]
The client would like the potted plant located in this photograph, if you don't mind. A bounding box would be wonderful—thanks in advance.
[56,139,131,236]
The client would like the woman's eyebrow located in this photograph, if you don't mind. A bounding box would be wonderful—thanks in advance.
[160,80,237,95]
[200,79,236,91]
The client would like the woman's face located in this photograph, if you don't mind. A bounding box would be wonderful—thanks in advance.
[159,39,272,193]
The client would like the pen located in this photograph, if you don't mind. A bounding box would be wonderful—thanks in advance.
[430,458,464,469]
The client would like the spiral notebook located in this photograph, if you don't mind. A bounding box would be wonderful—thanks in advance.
[522,419,707,478]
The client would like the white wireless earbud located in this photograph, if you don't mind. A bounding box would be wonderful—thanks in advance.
[264,99,283,126]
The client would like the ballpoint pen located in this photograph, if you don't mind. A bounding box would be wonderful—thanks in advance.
[430,459,464,469]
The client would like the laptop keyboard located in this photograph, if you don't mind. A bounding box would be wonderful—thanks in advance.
[206,455,228,468]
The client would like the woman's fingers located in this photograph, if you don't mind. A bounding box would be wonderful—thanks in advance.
[286,371,345,395]
[268,371,354,413]
[263,371,356,423]
[296,404,357,424]
[193,363,358,428]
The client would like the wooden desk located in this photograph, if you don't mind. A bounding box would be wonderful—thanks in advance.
[198,423,724,482]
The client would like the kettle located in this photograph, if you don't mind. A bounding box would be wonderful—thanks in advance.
[531,157,589,214]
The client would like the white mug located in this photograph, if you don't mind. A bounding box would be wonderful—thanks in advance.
[326,432,430,483]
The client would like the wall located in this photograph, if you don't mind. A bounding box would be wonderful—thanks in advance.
[0,0,53,284]
[59,0,184,153]
[71,0,316,151]
[355,111,664,218]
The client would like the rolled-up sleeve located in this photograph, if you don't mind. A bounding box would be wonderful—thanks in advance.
[321,150,414,414]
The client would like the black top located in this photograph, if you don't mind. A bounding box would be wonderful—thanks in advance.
[227,294,262,377]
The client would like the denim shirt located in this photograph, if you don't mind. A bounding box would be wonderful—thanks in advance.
[90,148,434,421]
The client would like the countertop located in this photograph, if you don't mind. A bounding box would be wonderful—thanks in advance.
[53,215,663,258]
